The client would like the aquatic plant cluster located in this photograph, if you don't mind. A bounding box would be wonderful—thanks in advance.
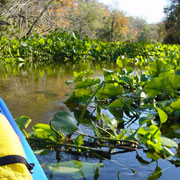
[3,31,179,178]
[0,31,180,65]
[16,53,180,165]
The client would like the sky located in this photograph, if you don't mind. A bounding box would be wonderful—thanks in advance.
[98,0,170,24]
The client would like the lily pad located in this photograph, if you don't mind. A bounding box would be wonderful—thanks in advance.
[50,111,78,135]
[161,137,178,148]
[45,160,103,179]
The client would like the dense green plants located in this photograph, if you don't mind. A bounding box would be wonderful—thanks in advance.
[0,31,180,66]
[2,30,179,179]
[16,56,180,163]
[11,43,180,178]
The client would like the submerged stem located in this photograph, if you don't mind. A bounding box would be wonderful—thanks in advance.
[77,82,104,126]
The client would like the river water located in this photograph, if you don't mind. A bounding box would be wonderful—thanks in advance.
[0,64,180,179]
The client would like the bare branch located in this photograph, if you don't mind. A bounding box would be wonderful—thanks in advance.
[25,0,53,37]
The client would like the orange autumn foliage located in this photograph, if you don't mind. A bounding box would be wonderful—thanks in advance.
[48,0,78,28]
[114,16,129,40]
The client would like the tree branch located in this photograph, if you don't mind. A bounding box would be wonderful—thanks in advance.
[25,0,53,37]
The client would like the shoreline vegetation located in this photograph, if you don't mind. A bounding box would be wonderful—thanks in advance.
[0,31,180,66]
[1,0,180,178]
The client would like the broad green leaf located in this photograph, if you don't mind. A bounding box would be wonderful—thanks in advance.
[161,137,178,148]
[75,78,100,89]
[155,107,168,124]
[144,77,164,98]
[74,88,92,97]
[73,72,84,82]
[170,98,180,111]
[146,151,162,161]
[97,83,122,99]
[116,56,124,68]
[138,125,162,152]
[103,69,114,82]
[50,111,78,135]
[162,73,180,91]
[33,123,56,141]
[149,59,167,77]
[109,99,124,108]
[144,73,180,98]
[15,116,31,130]
[73,71,93,82]
[1,36,8,43]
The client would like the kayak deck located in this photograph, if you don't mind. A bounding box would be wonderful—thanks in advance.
[0,98,47,180]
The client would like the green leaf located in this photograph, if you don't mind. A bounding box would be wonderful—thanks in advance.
[116,56,124,68]
[75,78,100,89]
[39,38,45,45]
[1,36,8,43]
[15,116,31,130]
[136,153,150,165]
[74,88,92,97]
[73,71,93,82]
[97,83,122,99]
[138,125,162,152]
[47,38,53,45]
[74,135,84,146]
[170,98,180,111]
[147,165,162,180]
[103,69,114,82]
[146,151,162,161]
[155,107,168,124]
[33,123,56,141]
[109,99,124,108]
[149,59,167,77]
[144,77,164,98]
[161,137,178,148]
[50,111,78,135]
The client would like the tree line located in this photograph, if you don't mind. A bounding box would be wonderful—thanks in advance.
[0,0,179,44]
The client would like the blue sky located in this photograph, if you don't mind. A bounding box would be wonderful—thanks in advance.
[98,0,170,23]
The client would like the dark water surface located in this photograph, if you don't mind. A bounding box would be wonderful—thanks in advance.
[0,64,180,179]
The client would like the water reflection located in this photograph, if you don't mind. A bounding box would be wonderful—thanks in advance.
[0,64,78,127]
[35,148,180,180]
[0,63,103,127]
